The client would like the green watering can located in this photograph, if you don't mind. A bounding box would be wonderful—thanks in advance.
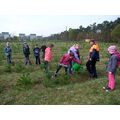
[73,63,85,71]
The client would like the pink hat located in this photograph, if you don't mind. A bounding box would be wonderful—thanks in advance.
[108,46,117,54]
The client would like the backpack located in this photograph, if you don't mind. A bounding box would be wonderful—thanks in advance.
[114,52,120,68]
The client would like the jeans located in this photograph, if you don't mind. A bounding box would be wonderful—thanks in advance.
[45,61,49,73]
[55,65,68,75]
[25,56,29,66]
[35,56,41,65]
[68,61,74,75]
[6,55,11,64]
[86,59,97,77]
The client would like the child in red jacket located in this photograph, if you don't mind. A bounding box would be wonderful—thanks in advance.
[53,51,81,78]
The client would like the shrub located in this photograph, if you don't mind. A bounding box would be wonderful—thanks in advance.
[17,73,32,86]
[15,62,25,73]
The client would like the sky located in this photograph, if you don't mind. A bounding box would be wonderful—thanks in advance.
[0,15,120,37]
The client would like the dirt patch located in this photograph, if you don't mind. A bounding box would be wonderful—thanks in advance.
[33,84,44,90]
[0,69,4,74]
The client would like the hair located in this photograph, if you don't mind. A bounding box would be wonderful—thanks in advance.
[90,39,95,42]
[35,44,38,46]
[49,44,54,48]
[73,44,79,48]
[6,42,10,46]
[69,51,74,57]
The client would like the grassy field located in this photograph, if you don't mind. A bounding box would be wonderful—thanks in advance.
[0,40,120,105]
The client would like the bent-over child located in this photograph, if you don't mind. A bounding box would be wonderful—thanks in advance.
[53,51,81,78]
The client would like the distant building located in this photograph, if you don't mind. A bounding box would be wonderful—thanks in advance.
[19,33,26,41]
[0,33,3,40]
[2,32,10,40]
[30,34,36,41]
[37,36,42,40]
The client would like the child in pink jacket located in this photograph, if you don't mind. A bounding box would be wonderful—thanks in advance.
[44,44,54,73]
[53,51,81,77]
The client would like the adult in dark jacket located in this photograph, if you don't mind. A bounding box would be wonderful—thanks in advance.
[86,39,100,78]
[23,42,31,66]
[33,44,41,65]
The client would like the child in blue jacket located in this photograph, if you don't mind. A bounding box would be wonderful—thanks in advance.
[33,44,41,65]
[4,42,12,64]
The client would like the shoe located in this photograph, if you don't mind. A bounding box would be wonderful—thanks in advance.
[106,89,114,92]
[52,74,57,79]
[103,86,111,90]
[93,75,97,78]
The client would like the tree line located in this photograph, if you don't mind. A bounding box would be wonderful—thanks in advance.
[47,17,120,43]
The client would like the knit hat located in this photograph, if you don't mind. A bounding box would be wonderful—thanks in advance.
[108,46,117,54]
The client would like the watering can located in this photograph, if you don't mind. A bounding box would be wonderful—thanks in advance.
[73,63,85,71]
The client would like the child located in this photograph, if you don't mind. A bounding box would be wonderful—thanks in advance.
[33,44,41,65]
[4,42,12,64]
[41,45,47,60]
[44,44,54,73]
[68,44,80,75]
[23,42,31,66]
[53,51,82,78]
[103,46,118,92]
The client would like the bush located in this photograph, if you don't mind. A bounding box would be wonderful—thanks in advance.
[41,73,70,88]
[17,73,32,86]
[15,62,25,73]
[111,24,120,43]
[3,64,12,72]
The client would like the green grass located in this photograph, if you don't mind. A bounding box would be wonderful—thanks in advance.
[0,40,120,105]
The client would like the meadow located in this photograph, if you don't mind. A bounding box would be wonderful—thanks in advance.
[0,40,120,105]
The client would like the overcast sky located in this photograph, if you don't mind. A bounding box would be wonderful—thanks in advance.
[0,15,120,36]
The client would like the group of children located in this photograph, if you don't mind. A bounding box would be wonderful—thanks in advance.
[4,41,120,92]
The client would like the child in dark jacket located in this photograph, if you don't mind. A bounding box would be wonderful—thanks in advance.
[23,42,31,66]
[53,51,81,78]
[4,42,12,64]
[33,44,41,65]
[41,45,47,60]
[103,46,118,92]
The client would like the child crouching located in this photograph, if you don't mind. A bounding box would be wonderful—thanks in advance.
[103,46,119,92]
[53,51,81,78]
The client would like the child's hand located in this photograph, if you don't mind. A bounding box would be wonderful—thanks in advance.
[109,72,112,74]
[89,58,92,61]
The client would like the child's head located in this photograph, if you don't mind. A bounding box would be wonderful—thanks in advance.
[49,44,54,50]
[69,51,75,58]
[73,44,79,50]
[24,42,27,45]
[35,44,38,48]
[6,42,10,46]
[89,39,95,45]
[108,46,117,54]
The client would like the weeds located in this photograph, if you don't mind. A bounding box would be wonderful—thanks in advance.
[3,64,12,72]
